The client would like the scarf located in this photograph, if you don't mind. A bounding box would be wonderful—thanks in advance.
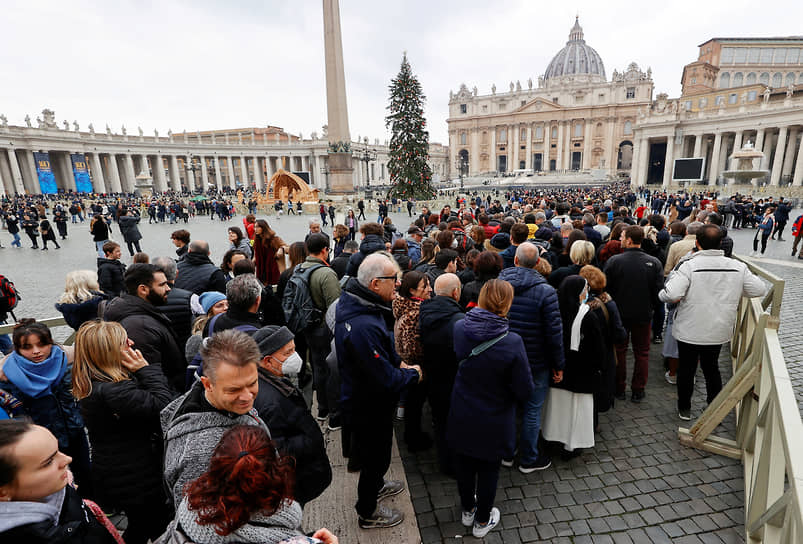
[570,303,590,352]
[3,346,68,398]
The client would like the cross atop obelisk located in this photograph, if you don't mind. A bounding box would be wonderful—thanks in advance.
[322,0,354,193]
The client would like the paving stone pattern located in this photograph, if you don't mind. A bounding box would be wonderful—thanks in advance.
[398,343,746,544]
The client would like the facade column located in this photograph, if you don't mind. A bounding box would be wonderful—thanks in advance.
[6,149,26,194]
[168,155,181,192]
[543,122,550,170]
[662,136,675,188]
[213,156,223,190]
[0,159,7,196]
[638,137,651,186]
[137,155,149,177]
[513,124,521,171]
[630,138,641,187]
[152,155,167,192]
[556,122,564,171]
[692,134,703,157]
[717,134,731,181]
[754,129,765,156]
[89,153,107,193]
[525,124,533,170]
[781,128,798,181]
[606,118,617,172]
[769,126,788,186]
[505,125,513,173]
[226,156,236,188]
[583,121,593,169]
[470,129,480,175]
[708,132,722,186]
[200,156,210,189]
[238,156,248,188]
[733,131,743,153]
[106,154,123,193]
[185,155,196,191]
[490,127,496,172]
[792,131,803,186]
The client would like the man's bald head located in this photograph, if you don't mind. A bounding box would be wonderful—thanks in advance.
[434,273,461,301]
[514,242,540,269]
[189,240,210,255]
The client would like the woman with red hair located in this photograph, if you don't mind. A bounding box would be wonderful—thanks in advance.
[252,219,287,286]
[157,425,337,544]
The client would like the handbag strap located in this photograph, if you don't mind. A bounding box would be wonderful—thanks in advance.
[458,332,508,367]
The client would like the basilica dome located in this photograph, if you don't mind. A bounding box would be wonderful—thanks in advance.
[543,18,606,82]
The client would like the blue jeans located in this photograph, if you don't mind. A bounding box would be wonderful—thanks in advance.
[11,233,21,247]
[519,367,551,464]
[95,239,108,258]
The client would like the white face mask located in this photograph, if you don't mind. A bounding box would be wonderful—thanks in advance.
[280,352,303,377]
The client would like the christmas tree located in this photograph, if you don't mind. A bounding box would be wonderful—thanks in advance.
[385,53,435,199]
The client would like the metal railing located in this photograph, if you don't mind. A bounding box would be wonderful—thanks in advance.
[678,257,802,542]
[0,316,76,345]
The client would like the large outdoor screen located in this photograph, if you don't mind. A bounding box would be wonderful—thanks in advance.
[672,158,705,181]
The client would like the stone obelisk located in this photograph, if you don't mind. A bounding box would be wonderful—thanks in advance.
[322,0,354,194]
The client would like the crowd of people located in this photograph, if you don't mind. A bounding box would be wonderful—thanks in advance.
[0,181,779,541]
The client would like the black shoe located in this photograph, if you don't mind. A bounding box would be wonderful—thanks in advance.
[315,409,329,422]
[631,390,646,403]
[652,334,663,344]
[560,448,582,461]
[518,455,552,473]
[327,415,342,431]
[615,392,626,401]
[778,237,786,242]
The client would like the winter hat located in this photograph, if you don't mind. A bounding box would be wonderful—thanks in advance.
[489,232,511,251]
[253,325,295,357]
[199,292,226,314]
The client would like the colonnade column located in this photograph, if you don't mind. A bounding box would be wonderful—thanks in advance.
[200,156,209,190]
[769,126,788,186]
[213,156,223,190]
[24,151,39,194]
[606,118,617,172]
[525,125,533,170]
[630,139,641,188]
[636,137,650,187]
[759,130,773,171]
[226,157,236,189]
[185,156,196,191]
[717,134,730,182]
[781,128,798,181]
[5,149,25,194]
[123,154,136,192]
[106,154,123,193]
[662,136,675,188]
[556,122,564,171]
[239,156,249,188]
[253,157,264,190]
[792,132,803,186]
[168,155,181,192]
[692,134,703,157]
[490,127,496,172]
[513,124,521,171]
[152,155,167,192]
[89,153,107,193]
[708,132,722,186]
[506,125,513,173]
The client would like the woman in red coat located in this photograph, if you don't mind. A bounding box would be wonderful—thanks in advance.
[253,219,286,286]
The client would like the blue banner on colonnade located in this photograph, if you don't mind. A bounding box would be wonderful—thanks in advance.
[71,154,93,193]
[33,152,57,194]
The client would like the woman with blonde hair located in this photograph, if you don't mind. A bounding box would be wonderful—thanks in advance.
[55,270,109,330]
[72,320,175,544]
[549,240,595,288]
[448,279,534,538]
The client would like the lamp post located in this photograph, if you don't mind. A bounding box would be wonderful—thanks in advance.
[455,155,468,191]
[353,136,376,191]
[320,164,330,192]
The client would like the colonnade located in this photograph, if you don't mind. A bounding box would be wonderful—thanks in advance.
[632,124,803,188]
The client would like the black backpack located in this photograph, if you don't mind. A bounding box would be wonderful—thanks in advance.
[282,264,325,334]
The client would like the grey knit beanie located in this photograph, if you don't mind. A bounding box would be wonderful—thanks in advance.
[252,325,295,357]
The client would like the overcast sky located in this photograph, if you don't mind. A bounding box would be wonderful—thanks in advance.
[2,1,801,146]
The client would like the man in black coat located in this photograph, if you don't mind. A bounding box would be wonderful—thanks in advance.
[419,273,464,475]
[175,240,228,295]
[252,325,331,506]
[331,240,358,279]
[153,256,194,353]
[772,197,792,241]
[97,241,126,297]
[104,264,185,391]
[604,225,664,403]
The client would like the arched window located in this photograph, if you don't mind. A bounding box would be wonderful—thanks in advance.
[624,121,633,135]
[732,72,743,87]
[745,72,756,85]
[772,73,782,87]
[759,72,770,85]
[786,73,796,87]
[720,72,731,88]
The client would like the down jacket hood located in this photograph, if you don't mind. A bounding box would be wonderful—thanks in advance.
[499,265,548,292]
[462,307,509,343]
[359,234,386,255]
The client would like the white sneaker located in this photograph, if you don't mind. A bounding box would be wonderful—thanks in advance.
[665,371,677,385]
[461,507,476,527]
[472,507,501,538]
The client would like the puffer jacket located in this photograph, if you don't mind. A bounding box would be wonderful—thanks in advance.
[55,292,108,330]
[604,248,664,325]
[659,249,767,345]
[118,214,142,242]
[447,308,533,461]
[96,258,125,297]
[392,296,424,365]
[345,234,386,276]
[79,365,176,507]
[498,266,564,372]
[103,294,185,391]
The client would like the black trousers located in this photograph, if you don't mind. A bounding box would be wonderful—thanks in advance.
[121,498,172,544]
[126,240,142,256]
[677,341,723,411]
[427,382,454,473]
[353,405,394,518]
[304,326,338,419]
[455,453,500,524]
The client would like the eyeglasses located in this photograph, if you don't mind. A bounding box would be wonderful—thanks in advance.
[375,275,399,282]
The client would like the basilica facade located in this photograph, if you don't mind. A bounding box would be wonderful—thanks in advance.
[447,18,653,177]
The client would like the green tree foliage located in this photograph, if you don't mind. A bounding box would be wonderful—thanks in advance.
[385,53,435,199]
